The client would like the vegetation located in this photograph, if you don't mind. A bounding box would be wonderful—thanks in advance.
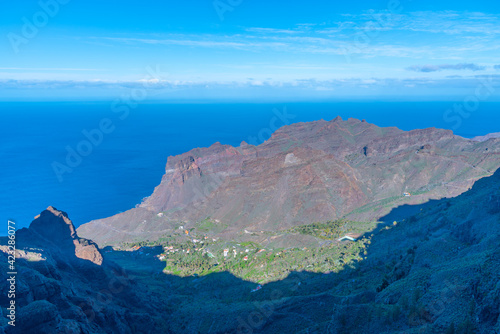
[286,219,348,239]
[117,221,369,283]
[105,171,500,333]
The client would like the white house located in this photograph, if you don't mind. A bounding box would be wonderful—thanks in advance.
[338,233,362,242]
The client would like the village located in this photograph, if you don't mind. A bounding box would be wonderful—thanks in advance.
[113,218,370,285]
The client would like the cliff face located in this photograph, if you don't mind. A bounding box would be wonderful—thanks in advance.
[0,207,165,334]
[78,117,500,246]
[18,206,103,266]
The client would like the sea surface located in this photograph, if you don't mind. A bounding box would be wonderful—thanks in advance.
[1,101,500,232]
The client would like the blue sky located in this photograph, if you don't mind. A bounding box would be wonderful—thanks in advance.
[1,0,500,100]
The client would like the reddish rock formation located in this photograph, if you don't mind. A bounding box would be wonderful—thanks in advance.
[23,206,103,265]
[78,117,500,246]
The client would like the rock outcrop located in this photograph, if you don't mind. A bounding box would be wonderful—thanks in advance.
[78,117,500,246]
[18,206,103,266]
[0,208,166,334]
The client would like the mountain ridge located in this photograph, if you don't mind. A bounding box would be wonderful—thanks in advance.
[78,117,500,246]
[9,167,499,333]
[473,131,500,142]
[3,158,500,333]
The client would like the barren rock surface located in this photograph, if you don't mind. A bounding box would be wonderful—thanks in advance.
[78,117,500,246]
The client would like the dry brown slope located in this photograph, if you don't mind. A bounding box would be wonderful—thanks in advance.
[78,117,500,246]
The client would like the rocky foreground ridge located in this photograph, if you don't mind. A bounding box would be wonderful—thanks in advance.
[0,207,166,334]
[18,206,103,266]
[78,117,500,246]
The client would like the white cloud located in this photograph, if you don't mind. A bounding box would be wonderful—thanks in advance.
[245,27,303,34]
[407,63,487,72]
[0,68,103,71]
[3,75,499,92]
[96,11,500,61]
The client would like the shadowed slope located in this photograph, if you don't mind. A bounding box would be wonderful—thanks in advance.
[3,169,500,333]
[0,207,167,334]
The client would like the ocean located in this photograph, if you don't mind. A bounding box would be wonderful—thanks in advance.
[1,101,499,232]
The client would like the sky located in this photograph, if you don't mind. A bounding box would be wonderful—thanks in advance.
[1,0,500,100]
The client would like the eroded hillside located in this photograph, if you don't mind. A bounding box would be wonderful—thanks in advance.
[78,117,500,246]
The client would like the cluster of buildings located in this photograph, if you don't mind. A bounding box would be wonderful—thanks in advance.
[224,247,259,257]
[222,247,275,261]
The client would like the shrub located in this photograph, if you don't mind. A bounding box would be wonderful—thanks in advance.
[456,318,476,334]
[445,323,455,334]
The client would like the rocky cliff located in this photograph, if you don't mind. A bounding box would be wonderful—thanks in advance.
[0,207,166,334]
[18,206,103,266]
[78,117,500,246]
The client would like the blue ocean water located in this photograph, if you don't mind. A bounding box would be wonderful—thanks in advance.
[1,101,499,232]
